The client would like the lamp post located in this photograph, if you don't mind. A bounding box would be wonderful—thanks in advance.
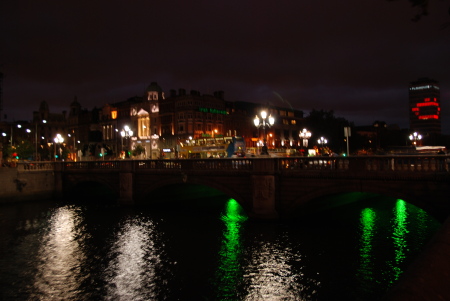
[299,128,312,148]
[54,134,64,161]
[317,136,328,155]
[31,119,47,161]
[35,123,38,160]
[11,124,22,147]
[121,125,133,158]
[254,110,275,156]
[67,133,77,161]
[409,132,422,146]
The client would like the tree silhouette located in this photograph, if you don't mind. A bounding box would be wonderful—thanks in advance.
[388,0,450,27]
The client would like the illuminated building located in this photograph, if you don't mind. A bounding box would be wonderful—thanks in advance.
[98,83,164,159]
[225,101,304,149]
[130,82,164,159]
[159,89,226,141]
[409,77,441,135]
[0,72,3,122]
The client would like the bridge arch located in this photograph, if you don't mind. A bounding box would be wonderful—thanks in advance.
[135,176,252,213]
[283,181,442,220]
[63,174,120,204]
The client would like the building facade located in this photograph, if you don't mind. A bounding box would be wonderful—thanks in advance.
[409,77,441,136]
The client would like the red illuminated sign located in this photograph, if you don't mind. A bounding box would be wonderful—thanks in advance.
[416,102,438,107]
[418,115,439,120]
[412,98,440,120]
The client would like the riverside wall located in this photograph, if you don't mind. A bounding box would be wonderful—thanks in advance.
[0,167,56,203]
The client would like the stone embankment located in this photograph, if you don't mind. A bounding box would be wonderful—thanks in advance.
[0,165,55,203]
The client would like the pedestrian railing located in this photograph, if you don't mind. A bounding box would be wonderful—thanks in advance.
[16,155,449,173]
[16,161,54,171]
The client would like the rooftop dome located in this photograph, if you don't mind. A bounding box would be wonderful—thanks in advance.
[146,82,163,93]
[70,96,81,107]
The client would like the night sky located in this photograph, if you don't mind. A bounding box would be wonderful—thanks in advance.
[1,1,450,133]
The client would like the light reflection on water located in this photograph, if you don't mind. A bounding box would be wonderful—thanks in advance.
[357,207,377,287]
[0,195,442,301]
[215,199,247,299]
[216,199,319,300]
[242,236,318,301]
[390,199,409,282]
[31,206,88,300]
[104,217,166,301]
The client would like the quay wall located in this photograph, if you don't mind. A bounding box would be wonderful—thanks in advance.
[0,168,55,203]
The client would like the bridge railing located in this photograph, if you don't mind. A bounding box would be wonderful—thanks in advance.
[16,161,55,171]
[278,155,449,172]
[63,161,120,169]
[278,157,350,170]
[29,155,448,173]
[134,158,253,171]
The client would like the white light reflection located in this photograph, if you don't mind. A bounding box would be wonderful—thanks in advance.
[242,235,319,300]
[105,217,163,300]
[32,206,87,300]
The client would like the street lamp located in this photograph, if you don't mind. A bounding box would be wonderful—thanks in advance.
[299,128,312,148]
[317,137,328,155]
[121,125,133,158]
[409,132,422,146]
[31,119,47,161]
[254,110,275,156]
[10,124,22,147]
[54,134,64,161]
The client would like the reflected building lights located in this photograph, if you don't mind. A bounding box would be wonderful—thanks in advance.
[32,206,87,300]
[106,218,164,300]
[242,235,317,300]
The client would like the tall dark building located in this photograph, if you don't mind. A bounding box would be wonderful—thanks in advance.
[0,72,3,121]
[409,77,441,135]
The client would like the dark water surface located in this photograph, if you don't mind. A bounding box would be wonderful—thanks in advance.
[0,193,441,300]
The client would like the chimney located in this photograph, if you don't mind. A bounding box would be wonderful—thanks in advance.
[214,91,224,100]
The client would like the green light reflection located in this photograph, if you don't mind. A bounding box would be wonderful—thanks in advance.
[215,198,248,299]
[357,207,376,282]
[390,199,409,282]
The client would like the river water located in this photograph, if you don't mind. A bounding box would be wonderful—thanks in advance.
[0,191,441,301]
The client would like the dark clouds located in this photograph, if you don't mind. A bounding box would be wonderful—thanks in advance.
[1,1,450,133]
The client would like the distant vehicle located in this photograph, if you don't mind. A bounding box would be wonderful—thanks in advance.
[179,136,246,159]
[415,146,447,154]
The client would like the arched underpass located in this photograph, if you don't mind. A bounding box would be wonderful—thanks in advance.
[136,183,251,218]
[64,181,119,205]
[286,189,446,223]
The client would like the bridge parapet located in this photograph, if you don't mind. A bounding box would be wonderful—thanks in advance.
[16,161,54,171]
[16,155,449,174]
[133,158,254,171]
[64,161,120,170]
[14,155,450,220]
[278,155,449,173]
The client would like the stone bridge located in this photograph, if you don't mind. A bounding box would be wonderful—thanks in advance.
[13,155,450,299]
[47,155,450,221]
